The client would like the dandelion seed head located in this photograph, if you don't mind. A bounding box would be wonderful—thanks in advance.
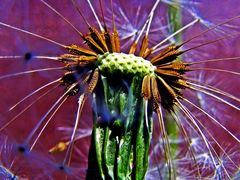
[0,0,240,179]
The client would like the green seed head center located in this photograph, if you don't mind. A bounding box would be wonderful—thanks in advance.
[97,52,155,77]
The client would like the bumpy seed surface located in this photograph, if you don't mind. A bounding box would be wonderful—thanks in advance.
[97,52,155,77]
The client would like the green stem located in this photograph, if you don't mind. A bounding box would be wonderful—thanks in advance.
[165,1,182,176]
[86,76,152,180]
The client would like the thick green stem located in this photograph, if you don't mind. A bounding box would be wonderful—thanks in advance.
[86,76,152,180]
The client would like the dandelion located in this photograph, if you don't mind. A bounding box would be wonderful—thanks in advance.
[0,0,240,179]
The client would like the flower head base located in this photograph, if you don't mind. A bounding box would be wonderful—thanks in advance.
[98,52,155,77]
